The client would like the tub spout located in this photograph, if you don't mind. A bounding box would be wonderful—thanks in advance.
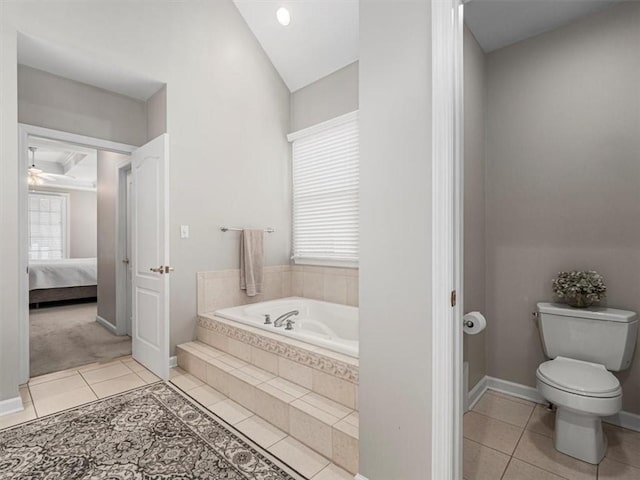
[274,310,299,328]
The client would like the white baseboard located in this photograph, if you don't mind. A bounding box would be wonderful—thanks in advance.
[169,356,177,368]
[96,315,118,335]
[467,376,488,411]
[469,375,640,433]
[484,376,546,405]
[353,475,369,480]
[605,410,640,433]
[463,362,469,412]
[0,396,24,417]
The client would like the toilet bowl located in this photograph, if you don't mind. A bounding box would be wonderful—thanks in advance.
[535,302,637,462]
[536,356,622,464]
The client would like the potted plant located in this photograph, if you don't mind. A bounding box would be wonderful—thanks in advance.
[552,270,607,308]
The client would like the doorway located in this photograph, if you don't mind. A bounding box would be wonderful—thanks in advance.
[18,125,171,383]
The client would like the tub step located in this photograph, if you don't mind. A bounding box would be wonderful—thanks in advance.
[176,341,359,474]
[196,314,358,410]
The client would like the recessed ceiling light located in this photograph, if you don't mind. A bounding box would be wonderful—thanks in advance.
[276,7,291,26]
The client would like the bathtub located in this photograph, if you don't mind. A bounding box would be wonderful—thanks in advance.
[215,297,358,358]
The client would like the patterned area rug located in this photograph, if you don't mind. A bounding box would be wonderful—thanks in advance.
[0,383,305,479]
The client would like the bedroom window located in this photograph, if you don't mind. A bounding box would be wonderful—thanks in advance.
[288,111,359,267]
[28,192,69,260]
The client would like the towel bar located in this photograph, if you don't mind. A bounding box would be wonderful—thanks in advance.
[221,226,275,233]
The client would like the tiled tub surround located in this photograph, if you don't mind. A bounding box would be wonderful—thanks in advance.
[215,297,358,358]
[176,340,359,474]
[197,265,358,315]
[196,313,358,406]
[192,265,360,473]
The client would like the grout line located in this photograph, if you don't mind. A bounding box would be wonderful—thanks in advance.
[79,369,101,398]
[507,400,573,480]
[499,456,514,480]
[508,402,536,463]
[27,385,41,418]
[464,436,513,458]
[466,408,529,431]
[515,457,572,480]
[470,392,574,480]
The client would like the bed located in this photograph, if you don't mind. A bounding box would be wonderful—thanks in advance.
[29,258,98,305]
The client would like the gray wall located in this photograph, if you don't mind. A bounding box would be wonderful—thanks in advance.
[1,0,292,399]
[147,85,167,140]
[290,61,359,132]
[485,2,640,414]
[31,188,97,259]
[68,190,97,258]
[18,65,148,146]
[360,1,433,478]
[97,152,125,326]
[463,26,487,390]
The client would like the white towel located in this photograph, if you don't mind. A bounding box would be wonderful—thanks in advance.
[239,229,264,297]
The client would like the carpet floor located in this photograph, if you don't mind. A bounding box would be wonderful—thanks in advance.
[30,302,131,377]
[0,383,305,480]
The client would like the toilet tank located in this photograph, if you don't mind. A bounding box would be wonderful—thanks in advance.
[537,303,638,371]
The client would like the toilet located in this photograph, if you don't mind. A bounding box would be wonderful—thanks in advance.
[536,302,638,464]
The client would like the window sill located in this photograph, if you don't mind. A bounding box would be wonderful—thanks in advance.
[292,257,359,269]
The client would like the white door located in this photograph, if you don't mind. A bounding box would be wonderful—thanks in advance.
[126,171,133,336]
[131,134,170,380]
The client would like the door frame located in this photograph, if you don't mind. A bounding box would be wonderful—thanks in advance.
[18,124,136,384]
[115,158,132,336]
[430,0,465,478]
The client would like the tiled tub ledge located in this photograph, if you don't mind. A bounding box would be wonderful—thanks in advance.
[176,341,359,474]
[197,314,358,407]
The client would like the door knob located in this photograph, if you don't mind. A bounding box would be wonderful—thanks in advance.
[150,266,164,273]
[164,266,174,274]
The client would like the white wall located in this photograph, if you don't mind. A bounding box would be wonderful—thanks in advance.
[1,0,291,400]
[463,26,487,390]
[484,2,640,414]
[290,61,359,132]
[18,65,148,146]
[359,1,434,478]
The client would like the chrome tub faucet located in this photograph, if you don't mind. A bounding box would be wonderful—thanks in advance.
[273,310,299,328]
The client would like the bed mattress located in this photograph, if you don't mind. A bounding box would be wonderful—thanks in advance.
[29,258,98,290]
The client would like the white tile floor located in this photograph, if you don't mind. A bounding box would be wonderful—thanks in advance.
[464,390,640,480]
[169,367,354,479]
[0,356,159,428]
[13,363,639,480]
[0,358,352,480]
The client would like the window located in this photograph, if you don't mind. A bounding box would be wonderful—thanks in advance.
[28,192,68,260]
[289,111,359,266]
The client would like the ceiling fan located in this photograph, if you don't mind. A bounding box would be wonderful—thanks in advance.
[28,146,83,187]
[27,147,44,186]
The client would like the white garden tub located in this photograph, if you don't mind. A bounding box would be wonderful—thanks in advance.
[215,297,358,358]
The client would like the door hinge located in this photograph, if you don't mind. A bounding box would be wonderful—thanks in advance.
[451,290,457,307]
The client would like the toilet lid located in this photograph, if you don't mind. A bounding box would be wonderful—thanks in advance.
[537,357,620,395]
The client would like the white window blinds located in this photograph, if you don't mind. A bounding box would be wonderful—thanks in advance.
[28,192,68,260]
[290,112,359,266]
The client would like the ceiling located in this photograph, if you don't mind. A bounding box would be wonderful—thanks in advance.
[233,0,358,92]
[465,0,622,53]
[18,33,164,101]
[29,137,98,191]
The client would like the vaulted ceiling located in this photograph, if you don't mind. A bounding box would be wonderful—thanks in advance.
[233,0,358,92]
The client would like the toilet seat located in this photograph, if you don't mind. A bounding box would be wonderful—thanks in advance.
[537,357,621,398]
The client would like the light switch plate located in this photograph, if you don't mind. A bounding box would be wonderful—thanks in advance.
[180,225,190,239]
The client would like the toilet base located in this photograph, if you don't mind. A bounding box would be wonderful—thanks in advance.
[554,407,607,464]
